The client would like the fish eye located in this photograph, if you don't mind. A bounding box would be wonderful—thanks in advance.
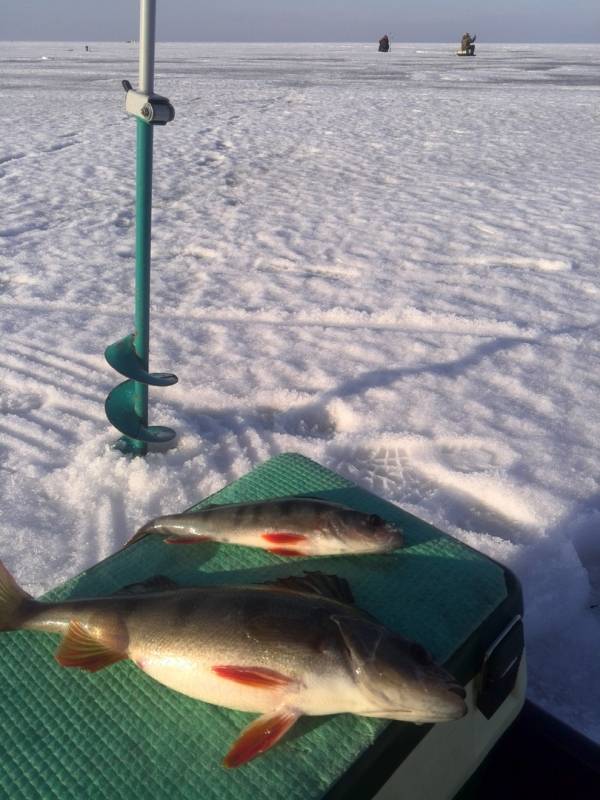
[368,514,384,527]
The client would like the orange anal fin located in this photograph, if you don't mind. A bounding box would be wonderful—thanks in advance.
[55,621,126,673]
[267,547,305,557]
[262,532,308,544]
[224,708,300,768]
[212,665,293,689]
[164,536,211,544]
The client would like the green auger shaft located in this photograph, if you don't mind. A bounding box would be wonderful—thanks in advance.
[132,118,153,457]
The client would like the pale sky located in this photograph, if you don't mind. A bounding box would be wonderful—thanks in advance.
[2,0,599,43]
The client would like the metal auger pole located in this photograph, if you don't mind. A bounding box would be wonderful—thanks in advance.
[104,0,177,455]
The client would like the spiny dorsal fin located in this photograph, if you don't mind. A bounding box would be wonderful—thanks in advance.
[264,571,354,605]
[111,575,180,595]
[301,496,355,510]
[55,621,127,672]
[200,497,353,512]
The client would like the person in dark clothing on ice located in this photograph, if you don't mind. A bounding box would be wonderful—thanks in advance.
[379,34,390,52]
[460,32,476,55]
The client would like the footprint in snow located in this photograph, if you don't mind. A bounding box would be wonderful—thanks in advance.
[214,139,232,151]
[330,439,530,542]
[0,389,44,416]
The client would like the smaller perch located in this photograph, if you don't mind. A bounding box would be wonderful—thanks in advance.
[128,497,404,557]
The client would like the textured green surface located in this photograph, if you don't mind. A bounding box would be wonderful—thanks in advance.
[0,453,507,799]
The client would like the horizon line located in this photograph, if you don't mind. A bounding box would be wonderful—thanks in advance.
[2,39,600,45]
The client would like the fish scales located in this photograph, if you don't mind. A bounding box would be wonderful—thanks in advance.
[24,586,356,671]
[0,564,465,767]
[129,497,405,557]
[20,586,367,715]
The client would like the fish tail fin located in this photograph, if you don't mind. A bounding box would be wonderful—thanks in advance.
[124,518,164,548]
[0,560,34,631]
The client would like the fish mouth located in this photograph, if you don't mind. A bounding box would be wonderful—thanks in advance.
[360,680,467,722]
[447,682,466,699]
[378,523,403,549]
[358,523,403,552]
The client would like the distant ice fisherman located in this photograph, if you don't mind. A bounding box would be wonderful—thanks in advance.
[457,32,476,56]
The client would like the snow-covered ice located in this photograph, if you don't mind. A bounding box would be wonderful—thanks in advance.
[1,41,600,740]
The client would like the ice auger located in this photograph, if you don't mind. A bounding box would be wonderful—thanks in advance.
[105,0,177,456]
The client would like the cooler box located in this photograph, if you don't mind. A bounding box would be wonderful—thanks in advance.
[0,453,525,799]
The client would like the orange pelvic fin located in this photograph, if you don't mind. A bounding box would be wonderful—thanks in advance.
[261,532,308,544]
[55,621,127,672]
[212,665,293,689]
[224,708,300,768]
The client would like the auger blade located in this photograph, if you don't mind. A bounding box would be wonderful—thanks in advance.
[105,379,176,444]
[105,334,178,387]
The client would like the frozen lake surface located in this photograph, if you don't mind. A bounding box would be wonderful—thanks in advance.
[1,41,600,741]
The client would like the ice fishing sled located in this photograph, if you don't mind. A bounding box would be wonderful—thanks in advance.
[456,51,476,57]
[456,699,600,798]
[0,453,527,799]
